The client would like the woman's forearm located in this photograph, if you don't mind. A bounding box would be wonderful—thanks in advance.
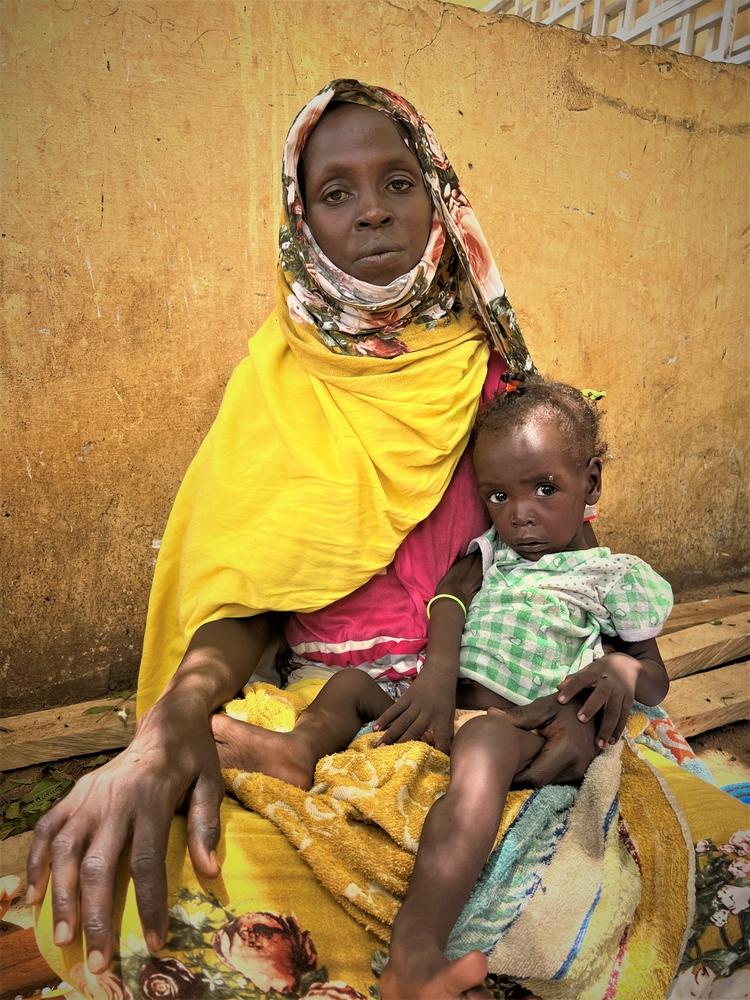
[157,615,271,716]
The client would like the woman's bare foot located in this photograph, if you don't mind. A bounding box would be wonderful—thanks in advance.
[211,714,316,789]
[380,944,490,1000]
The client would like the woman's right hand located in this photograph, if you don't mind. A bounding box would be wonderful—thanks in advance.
[26,691,224,974]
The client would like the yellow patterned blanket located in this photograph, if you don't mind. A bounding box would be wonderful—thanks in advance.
[223,683,695,999]
[35,681,749,999]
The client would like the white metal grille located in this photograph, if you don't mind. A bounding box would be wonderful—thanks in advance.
[481,0,750,61]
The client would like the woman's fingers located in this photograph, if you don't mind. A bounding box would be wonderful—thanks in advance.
[49,822,88,947]
[26,800,70,905]
[186,771,224,879]
[129,808,173,953]
[515,733,576,788]
[78,823,130,971]
[501,693,560,731]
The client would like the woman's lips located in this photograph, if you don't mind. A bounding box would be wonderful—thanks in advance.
[356,243,403,263]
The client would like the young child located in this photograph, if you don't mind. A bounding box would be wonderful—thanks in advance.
[213,374,673,1000]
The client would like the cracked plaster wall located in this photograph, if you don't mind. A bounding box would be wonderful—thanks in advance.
[2,0,748,711]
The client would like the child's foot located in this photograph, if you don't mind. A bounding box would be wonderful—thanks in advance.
[380,945,490,1000]
[211,714,316,789]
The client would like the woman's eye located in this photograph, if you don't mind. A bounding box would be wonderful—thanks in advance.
[488,491,506,504]
[388,177,414,193]
[322,189,349,204]
[537,484,557,497]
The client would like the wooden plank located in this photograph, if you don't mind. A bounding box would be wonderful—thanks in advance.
[662,660,750,737]
[663,593,750,634]
[0,925,58,1000]
[1,697,135,772]
[658,612,750,680]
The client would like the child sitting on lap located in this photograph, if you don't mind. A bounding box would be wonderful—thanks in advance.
[213,375,673,1000]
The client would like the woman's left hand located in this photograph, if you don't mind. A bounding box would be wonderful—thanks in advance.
[556,653,641,748]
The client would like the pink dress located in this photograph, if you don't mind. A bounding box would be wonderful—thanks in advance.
[284,354,507,684]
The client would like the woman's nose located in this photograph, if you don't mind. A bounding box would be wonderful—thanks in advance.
[355,194,392,228]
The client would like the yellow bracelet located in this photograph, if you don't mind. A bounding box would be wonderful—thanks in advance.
[426,593,468,620]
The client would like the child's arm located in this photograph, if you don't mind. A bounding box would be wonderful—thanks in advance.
[556,638,670,749]
[373,552,482,753]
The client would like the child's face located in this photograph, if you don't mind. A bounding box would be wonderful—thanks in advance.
[302,104,433,286]
[473,416,602,561]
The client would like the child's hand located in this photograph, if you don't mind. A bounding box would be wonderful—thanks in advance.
[373,669,456,754]
[556,653,642,749]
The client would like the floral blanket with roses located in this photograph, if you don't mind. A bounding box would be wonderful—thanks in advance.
[37,683,748,1000]
[59,890,372,1000]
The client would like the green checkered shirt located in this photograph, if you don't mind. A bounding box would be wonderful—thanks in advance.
[458,531,673,705]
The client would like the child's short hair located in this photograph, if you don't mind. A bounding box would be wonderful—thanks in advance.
[475,373,607,464]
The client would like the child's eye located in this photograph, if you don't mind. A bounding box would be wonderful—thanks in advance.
[487,491,506,504]
[536,483,557,497]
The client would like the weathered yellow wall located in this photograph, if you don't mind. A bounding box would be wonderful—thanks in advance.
[2,0,748,712]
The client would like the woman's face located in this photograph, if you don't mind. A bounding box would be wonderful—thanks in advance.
[302,104,433,286]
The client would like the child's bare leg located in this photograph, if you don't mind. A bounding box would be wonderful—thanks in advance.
[212,670,392,789]
[380,711,544,1000]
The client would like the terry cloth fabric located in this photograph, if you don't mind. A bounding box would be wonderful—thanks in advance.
[220,685,719,1000]
[136,80,534,715]
[459,532,674,704]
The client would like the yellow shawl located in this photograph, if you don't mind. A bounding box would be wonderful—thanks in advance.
[138,299,488,711]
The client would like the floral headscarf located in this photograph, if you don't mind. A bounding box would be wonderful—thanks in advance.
[280,79,534,371]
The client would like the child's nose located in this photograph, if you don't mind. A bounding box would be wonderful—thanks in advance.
[510,505,535,526]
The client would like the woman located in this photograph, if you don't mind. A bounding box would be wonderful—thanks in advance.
[28,81,747,1000]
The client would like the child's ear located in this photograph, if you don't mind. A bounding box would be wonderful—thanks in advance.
[585,457,602,504]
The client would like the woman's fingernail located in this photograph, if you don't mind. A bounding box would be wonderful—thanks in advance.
[372,723,380,731]
[146,931,163,952]
[87,950,107,973]
[598,739,606,749]
[578,713,587,722]
[54,921,71,946]
[209,850,219,871]
[25,885,37,905]
[558,695,567,703]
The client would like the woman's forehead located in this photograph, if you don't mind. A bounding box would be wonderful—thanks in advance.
[301,103,412,174]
